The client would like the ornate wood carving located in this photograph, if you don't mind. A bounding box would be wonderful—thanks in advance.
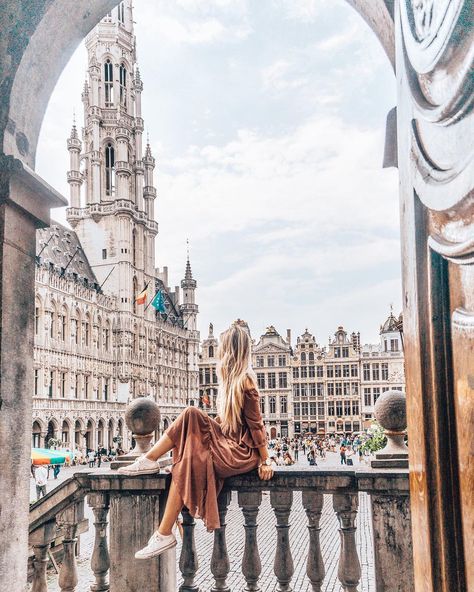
[396,1,473,591]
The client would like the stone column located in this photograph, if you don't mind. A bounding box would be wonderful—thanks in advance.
[109,491,175,592]
[0,155,66,590]
[370,493,414,592]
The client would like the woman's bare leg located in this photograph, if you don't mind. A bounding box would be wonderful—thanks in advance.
[158,479,183,536]
[145,433,174,461]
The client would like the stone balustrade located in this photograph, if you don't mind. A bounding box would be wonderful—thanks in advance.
[29,467,413,592]
[32,398,126,412]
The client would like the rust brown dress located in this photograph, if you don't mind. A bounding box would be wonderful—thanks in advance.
[165,388,266,531]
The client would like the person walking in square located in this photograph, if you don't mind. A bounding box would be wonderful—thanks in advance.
[340,445,347,465]
[118,321,274,559]
[35,465,48,500]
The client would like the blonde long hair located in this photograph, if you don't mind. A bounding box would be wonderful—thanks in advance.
[216,322,257,433]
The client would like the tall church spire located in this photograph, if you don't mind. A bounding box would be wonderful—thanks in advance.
[181,249,198,332]
[65,0,158,317]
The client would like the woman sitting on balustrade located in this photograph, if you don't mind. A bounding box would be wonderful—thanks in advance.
[118,321,274,559]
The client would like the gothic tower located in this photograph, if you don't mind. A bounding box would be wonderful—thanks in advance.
[66,0,157,320]
[181,256,200,403]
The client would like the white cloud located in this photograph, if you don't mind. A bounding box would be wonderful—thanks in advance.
[143,15,245,44]
[262,60,309,92]
[316,24,361,51]
[273,0,332,22]
[138,0,252,45]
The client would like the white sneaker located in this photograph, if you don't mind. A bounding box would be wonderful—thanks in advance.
[135,530,177,559]
[117,456,161,476]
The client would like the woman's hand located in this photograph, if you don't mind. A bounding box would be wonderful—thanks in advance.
[258,463,274,481]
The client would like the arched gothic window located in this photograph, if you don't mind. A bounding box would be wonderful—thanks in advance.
[301,352,306,363]
[104,60,114,106]
[118,2,125,24]
[208,345,214,358]
[132,229,137,267]
[133,277,138,314]
[119,63,127,107]
[105,143,115,196]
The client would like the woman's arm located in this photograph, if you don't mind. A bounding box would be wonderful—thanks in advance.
[243,377,273,481]
[257,444,273,481]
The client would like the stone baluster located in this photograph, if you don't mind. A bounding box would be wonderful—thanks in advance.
[179,507,200,591]
[270,490,294,592]
[211,490,232,592]
[302,491,325,592]
[30,521,56,592]
[31,542,51,592]
[238,490,262,592]
[333,493,361,592]
[88,493,110,591]
[57,500,84,592]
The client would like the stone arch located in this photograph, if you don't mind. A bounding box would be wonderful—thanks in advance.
[32,419,45,448]
[97,418,105,449]
[85,418,95,450]
[61,418,72,446]
[74,419,84,448]
[108,418,115,448]
[45,418,60,446]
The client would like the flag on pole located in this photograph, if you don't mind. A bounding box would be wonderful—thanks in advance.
[135,285,148,305]
[151,290,166,313]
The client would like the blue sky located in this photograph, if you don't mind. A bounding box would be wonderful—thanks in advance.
[37,0,400,344]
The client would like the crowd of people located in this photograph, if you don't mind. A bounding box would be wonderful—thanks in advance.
[268,433,370,467]
[31,445,125,501]
[32,433,374,501]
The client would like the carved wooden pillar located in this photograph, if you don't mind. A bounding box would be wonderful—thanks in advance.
[179,507,200,592]
[57,501,84,592]
[88,493,110,592]
[333,493,361,592]
[238,490,262,592]
[31,543,51,592]
[302,491,325,592]
[394,2,474,591]
[211,490,232,592]
[270,490,294,592]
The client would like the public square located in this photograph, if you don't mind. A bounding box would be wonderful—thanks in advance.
[30,452,375,592]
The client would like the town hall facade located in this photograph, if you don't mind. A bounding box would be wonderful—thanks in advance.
[32,1,199,453]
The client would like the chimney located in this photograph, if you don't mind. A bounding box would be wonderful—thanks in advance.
[351,332,361,352]
[286,329,291,347]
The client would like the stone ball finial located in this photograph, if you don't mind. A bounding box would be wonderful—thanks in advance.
[374,389,407,433]
[125,397,161,436]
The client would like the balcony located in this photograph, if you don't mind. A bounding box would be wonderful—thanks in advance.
[28,466,412,591]
[32,397,126,412]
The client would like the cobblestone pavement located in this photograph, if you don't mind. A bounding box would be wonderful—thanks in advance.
[31,453,375,591]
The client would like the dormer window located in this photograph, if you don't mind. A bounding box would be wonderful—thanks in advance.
[119,63,127,107]
[104,60,114,107]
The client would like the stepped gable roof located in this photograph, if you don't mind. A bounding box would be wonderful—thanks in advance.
[36,222,100,290]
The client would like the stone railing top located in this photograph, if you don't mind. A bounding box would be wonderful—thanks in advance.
[29,465,409,536]
[77,465,409,493]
